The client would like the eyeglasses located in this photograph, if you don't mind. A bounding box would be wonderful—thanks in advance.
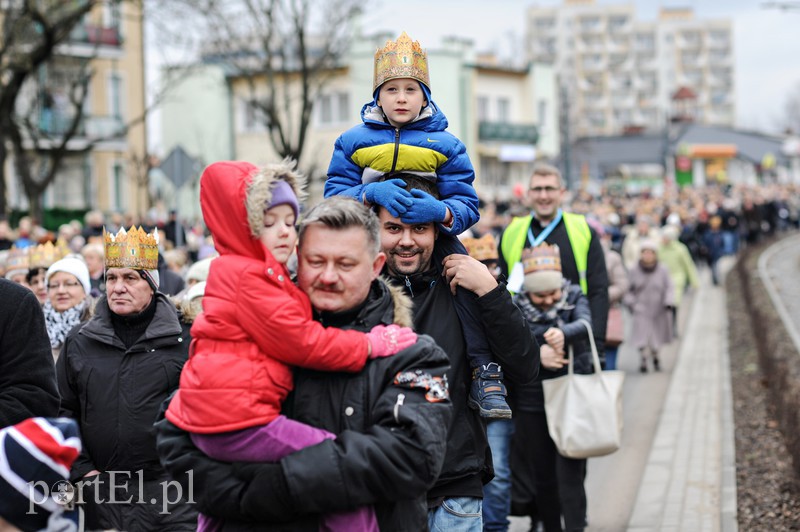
[529,186,560,195]
[47,281,82,290]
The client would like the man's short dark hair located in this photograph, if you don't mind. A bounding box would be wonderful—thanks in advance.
[379,173,440,200]
[298,196,381,256]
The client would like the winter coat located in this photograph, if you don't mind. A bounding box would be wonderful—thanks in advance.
[603,243,628,305]
[56,293,191,480]
[156,279,453,531]
[325,99,479,235]
[0,278,59,428]
[166,161,370,434]
[512,282,593,414]
[624,262,675,350]
[388,267,539,501]
[658,240,699,306]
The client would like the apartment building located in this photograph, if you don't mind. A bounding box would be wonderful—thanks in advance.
[526,0,734,137]
[6,1,147,218]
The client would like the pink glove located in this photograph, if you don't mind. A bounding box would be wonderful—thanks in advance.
[366,324,418,359]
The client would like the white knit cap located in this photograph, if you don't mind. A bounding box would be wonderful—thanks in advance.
[186,280,207,302]
[46,256,91,296]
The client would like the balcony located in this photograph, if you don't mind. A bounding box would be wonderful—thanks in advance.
[69,23,122,47]
[478,121,539,145]
[36,111,125,140]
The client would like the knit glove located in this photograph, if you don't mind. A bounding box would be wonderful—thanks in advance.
[366,324,418,359]
[363,179,414,217]
[400,189,448,225]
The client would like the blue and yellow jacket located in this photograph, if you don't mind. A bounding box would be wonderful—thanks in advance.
[325,99,479,235]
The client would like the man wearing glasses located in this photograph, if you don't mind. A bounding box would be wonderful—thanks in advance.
[490,163,609,530]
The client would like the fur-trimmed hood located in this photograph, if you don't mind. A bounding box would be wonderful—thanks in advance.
[199,159,306,261]
[382,275,413,328]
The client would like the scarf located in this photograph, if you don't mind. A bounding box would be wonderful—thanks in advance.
[514,279,575,325]
[43,299,88,348]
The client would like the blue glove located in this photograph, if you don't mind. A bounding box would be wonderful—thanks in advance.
[363,178,414,217]
[400,189,448,224]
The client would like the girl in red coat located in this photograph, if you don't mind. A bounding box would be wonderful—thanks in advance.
[166,159,416,531]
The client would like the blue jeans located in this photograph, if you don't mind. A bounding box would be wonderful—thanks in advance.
[428,496,483,532]
[604,347,618,370]
[483,419,514,531]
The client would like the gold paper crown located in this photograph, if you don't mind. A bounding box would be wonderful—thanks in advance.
[104,226,159,270]
[522,244,561,275]
[373,32,430,92]
[4,246,29,272]
[462,234,499,263]
[28,240,70,269]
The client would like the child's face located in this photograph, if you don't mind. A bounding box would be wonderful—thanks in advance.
[528,287,562,311]
[260,204,297,265]
[377,78,427,128]
[640,248,657,266]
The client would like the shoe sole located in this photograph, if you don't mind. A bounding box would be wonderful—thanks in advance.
[468,398,513,419]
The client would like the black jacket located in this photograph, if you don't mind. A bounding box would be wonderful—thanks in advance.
[512,283,593,413]
[57,293,191,480]
[155,279,453,531]
[386,268,539,501]
[0,279,59,428]
[498,216,609,351]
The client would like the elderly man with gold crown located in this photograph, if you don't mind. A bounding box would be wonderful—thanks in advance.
[56,226,197,531]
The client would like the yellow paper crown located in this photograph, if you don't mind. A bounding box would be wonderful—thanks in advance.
[4,246,29,272]
[522,244,561,275]
[462,234,499,262]
[28,240,70,269]
[373,32,430,92]
[104,226,159,270]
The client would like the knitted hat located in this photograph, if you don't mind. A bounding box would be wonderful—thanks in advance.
[0,417,82,532]
[461,234,499,263]
[185,257,215,284]
[46,256,91,296]
[522,244,563,294]
[639,238,658,252]
[186,280,207,302]
[266,180,300,219]
[140,269,160,292]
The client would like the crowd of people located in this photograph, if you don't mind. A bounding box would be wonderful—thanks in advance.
[1,30,798,532]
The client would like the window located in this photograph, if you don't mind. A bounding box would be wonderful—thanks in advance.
[315,91,350,127]
[240,98,268,133]
[497,98,510,122]
[111,161,126,212]
[108,72,123,120]
[477,96,489,121]
[538,100,548,128]
[315,91,348,126]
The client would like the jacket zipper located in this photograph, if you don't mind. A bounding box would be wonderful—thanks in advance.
[390,128,400,173]
[393,393,405,423]
[404,276,414,298]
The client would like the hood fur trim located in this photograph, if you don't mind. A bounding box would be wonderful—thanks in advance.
[246,158,307,238]
[382,276,414,328]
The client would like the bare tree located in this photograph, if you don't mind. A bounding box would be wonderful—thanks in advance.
[174,0,363,165]
[0,1,103,219]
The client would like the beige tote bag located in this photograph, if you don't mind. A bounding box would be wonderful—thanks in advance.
[542,319,625,459]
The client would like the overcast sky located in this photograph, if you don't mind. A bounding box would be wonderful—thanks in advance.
[360,0,800,135]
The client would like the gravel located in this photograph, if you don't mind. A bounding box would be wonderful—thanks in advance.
[727,252,800,530]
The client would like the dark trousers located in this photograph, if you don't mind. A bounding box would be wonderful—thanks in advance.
[432,233,492,368]
[511,410,587,532]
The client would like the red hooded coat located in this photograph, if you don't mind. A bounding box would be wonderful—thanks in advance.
[166,161,369,433]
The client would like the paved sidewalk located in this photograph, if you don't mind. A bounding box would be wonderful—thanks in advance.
[628,257,738,532]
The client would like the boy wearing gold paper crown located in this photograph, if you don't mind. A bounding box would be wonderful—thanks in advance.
[326,32,513,419]
[510,243,593,532]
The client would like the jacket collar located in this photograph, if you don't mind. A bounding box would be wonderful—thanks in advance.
[81,292,183,347]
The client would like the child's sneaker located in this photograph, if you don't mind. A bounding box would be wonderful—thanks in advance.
[469,362,512,419]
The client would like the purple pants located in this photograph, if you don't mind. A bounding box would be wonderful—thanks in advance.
[191,415,378,532]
